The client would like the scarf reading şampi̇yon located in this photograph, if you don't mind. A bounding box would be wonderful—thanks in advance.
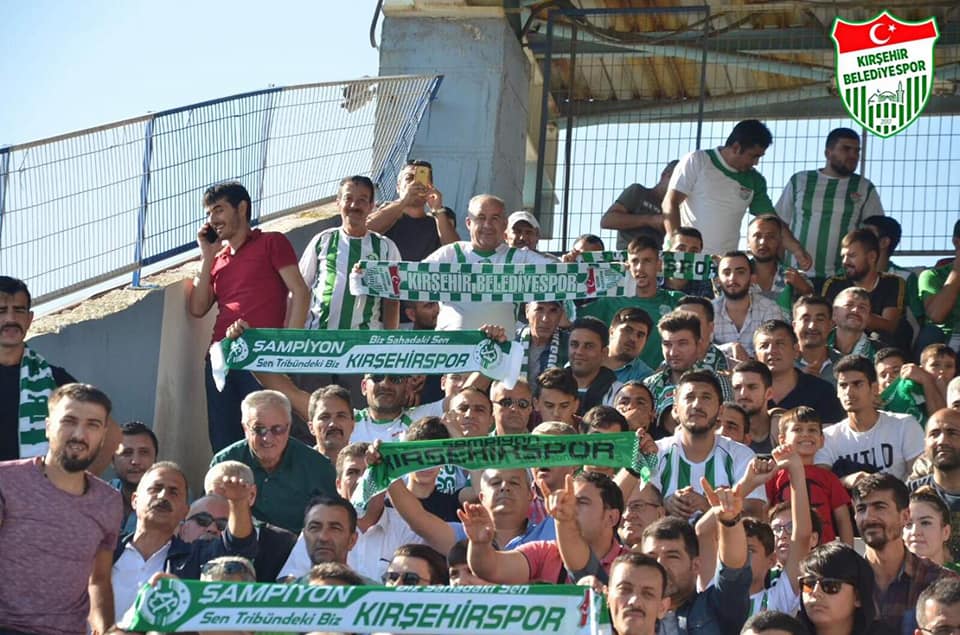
[349,260,635,302]
[210,328,523,391]
[18,346,56,458]
[350,432,658,517]
[126,578,611,634]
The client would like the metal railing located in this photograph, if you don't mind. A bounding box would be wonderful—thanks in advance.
[0,74,443,307]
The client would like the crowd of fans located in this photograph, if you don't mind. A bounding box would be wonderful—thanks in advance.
[4,118,960,635]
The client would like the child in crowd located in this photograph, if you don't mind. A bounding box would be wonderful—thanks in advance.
[767,406,855,545]
[904,486,955,569]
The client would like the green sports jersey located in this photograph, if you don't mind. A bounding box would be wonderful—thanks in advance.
[919,262,960,338]
[775,170,883,278]
[579,289,682,368]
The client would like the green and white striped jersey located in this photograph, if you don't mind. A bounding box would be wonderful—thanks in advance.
[653,433,765,502]
[775,170,883,278]
[350,408,412,445]
[300,227,401,330]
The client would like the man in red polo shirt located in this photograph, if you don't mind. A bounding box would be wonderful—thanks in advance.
[188,181,309,452]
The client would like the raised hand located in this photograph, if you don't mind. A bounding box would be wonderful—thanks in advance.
[544,473,578,524]
[218,474,255,503]
[365,439,384,466]
[636,427,657,456]
[478,323,507,343]
[702,477,743,523]
[457,502,495,545]
[771,444,802,470]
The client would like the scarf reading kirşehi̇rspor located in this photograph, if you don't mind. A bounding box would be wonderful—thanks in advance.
[350,432,658,516]
[18,346,56,458]
[211,328,524,390]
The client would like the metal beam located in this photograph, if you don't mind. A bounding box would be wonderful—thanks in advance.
[545,24,833,82]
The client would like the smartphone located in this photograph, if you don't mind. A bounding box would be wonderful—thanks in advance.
[203,225,219,244]
[413,165,432,187]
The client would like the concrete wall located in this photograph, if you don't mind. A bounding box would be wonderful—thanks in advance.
[29,214,339,495]
[379,13,530,216]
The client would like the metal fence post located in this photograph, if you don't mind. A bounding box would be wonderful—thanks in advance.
[131,117,156,288]
[0,147,9,248]
[254,89,278,224]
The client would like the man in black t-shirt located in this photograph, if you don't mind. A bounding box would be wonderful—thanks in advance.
[822,228,906,349]
[0,276,120,469]
[601,159,678,250]
[365,160,460,261]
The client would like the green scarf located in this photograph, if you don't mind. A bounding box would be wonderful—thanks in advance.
[18,346,56,458]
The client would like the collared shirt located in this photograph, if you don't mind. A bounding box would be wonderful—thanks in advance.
[210,438,336,533]
[875,549,955,634]
[612,357,654,383]
[278,506,423,582]
[796,353,835,385]
[658,560,753,635]
[827,329,877,362]
[713,290,786,356]
[518,538,628,584]
[113,540,172,623]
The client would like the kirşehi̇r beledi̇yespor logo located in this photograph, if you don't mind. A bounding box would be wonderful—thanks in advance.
[140,578,192,627]
[832,11,939,137]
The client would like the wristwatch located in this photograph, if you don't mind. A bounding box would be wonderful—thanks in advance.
[718,512,744,527]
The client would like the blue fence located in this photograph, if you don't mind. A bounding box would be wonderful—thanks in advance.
[0,75,443,307]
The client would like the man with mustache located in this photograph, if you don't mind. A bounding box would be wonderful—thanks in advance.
[351,374,412,444]
[852,473,952,634]
[0,383,121,635]
[822,229,906,349]
[606,553,672,635]
[792,294,836,384]
[178,494,229,543]
[110,420,159,534]
[307,385,354,464]
[111,461,257,624]
[713,251,786,363]
[909,408,960,564]
[830,287,877,360]
[0,276,121,472]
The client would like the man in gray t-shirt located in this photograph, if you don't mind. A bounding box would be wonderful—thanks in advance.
[601,159,678,250]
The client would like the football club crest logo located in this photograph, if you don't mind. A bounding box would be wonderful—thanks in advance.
[832,11,939,137]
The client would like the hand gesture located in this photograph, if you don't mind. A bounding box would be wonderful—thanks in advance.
[457,502,495,545]
[478,323,507,343]
[900,363,930,384]
[365,439,384,466]
[218,474,255,504]
[400,181,429,207]
[197,222,221,260]
[771,443,802,472]
[560,249,580,263]
[636,427,657,456]
[793,249,813,272]
[702,477,743,523]
[577,575,607,596]
[544,473,578,524]
[225,319,249,340]
[426,187,444,211]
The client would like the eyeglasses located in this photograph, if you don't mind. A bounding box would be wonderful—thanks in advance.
[799,576,847,595]
[367,375,404,384]
[771,522,793,536]
[185,512,228,531]
[494,398,532,410]
[382,570,425,585]
[919,626,960,635]
[625,501,662,515]
[248,424,289,438]
[200,560,255,578]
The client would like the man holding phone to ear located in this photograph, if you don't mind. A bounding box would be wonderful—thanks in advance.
[366,160,460,261]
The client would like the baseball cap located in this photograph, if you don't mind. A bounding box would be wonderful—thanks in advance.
[508,210,540,231]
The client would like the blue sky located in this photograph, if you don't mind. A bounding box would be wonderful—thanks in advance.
[0,0,381,145]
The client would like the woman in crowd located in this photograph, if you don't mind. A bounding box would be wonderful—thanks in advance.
[904,486,954,568]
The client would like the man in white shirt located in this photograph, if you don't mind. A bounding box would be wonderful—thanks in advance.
[424,194,554,331]
[662,119,810,270]
[654,369,765,521]
[815,354,924,485]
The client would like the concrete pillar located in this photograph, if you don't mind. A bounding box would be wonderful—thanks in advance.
[379,2,530,217]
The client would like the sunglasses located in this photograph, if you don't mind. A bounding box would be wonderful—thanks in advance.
[186,512,228,531]
[771,521,793,536]
[200,560,254,577]
[367,375,404,384]
[494,398,532,410]
[382,570,425,585]
[248,424,289,438]
[799,575,847,595]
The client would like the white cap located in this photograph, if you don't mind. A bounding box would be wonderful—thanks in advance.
[507,210,540,231]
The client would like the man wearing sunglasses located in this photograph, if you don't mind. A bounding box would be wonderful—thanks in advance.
[853,472,953,634]
[112,461,257,625]
[351,374,412,444]
[491,379,535,436]
[178,495,229,543]
[210,390,336,533]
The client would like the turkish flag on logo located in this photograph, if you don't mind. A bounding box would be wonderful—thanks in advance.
[389,265,401,296]
[585,268,596,296]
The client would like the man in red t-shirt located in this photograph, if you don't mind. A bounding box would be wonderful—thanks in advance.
[765,406,854,545]
[188,181,309,451]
